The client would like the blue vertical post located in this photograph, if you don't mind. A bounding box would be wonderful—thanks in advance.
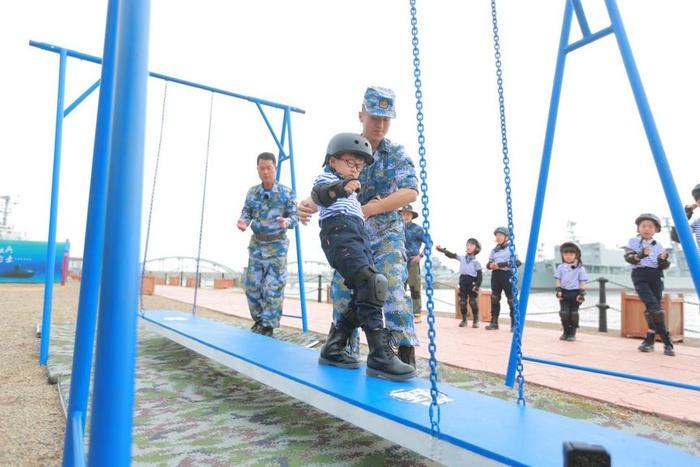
[285,109,309,331]
[505,0,573,387]
[88,0,150,463]
[39,48,67,365]
[62,0,118,464]
[604,0,700,294]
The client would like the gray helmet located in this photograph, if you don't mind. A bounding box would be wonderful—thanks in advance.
[323,133,373,167]
[494,226,510,237]
[635,213,661,232]
[692,183,700,201]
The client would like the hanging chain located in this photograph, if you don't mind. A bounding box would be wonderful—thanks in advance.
[409,0,440,434]
[192,92,215,315]
[491,0,526,406]
[140,81,169,316]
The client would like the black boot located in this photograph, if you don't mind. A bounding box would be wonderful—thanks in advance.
[398,345,416,369]
[261,326,273,337]
[471,310,479,328]
[565,311,578,342]
[661,331,675,356]
[485,313,499,330]
[459,311,467,327]
[319,323,361,368]
[510,315,515,333]
[364,328,416,381]
[559,312,569,340]
[638,331,655,352]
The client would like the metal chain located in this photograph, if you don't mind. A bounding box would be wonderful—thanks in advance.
[192,92,215,315]
[491,0,526,406]
[409,0,440,435]
[140,81,169,316]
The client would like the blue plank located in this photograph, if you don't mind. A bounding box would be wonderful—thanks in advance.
[141,310,698,466]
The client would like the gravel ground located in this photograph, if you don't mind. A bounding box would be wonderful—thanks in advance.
[2,281,698,465]
[0,281,237,466]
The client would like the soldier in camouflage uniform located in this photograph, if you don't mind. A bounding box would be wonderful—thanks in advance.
[237,152,298,337]
[301,86,420,367]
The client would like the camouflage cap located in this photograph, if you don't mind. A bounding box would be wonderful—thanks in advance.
[363,86,396,118]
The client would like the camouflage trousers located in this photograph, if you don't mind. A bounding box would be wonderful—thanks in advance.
[331,233,419,355]
[244,238,288,328]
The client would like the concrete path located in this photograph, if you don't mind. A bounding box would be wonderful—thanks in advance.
[152,285,700,424]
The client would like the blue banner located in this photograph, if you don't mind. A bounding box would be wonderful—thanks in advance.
[0,239,69,283]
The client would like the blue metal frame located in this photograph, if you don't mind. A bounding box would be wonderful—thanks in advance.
[32,40,309,368]
[506,0,700,389]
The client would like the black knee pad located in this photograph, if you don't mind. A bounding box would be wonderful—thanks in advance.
[644,305,664,325]
[570,311,579,327]
[353,266,388,307]
[491,296,501,305]
[559,310,569,321]
[469,297,478,311]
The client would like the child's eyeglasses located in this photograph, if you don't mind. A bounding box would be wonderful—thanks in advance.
[340,158,365,170]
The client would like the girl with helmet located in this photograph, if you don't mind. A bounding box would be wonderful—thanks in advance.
[554,242,588,341]
[485,227,522,331]
[623,213,675,356]
[436,238,483,328]
[313,132,416,381]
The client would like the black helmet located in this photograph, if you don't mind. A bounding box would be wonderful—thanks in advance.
[399,204,418,219]
[560,241,582,265]
[635,213,661,232]
[692,183,700,201]
[323,132,373,167]
[494,226,510,237]
[467,237,481,255]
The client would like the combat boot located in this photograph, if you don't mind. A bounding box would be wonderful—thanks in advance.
[398,345,416,369]
[472,312,479,328]
[364,328,416,381]
[485,314,499,330]
[565,325,577,342]
[638,331,655,352]
[318,323,361,368]
[459,312,467,327]
[661,331,675,356]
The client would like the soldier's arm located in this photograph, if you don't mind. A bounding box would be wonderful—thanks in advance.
[238,188,255,225]
[284,191,298,229]
[363,188,417,218]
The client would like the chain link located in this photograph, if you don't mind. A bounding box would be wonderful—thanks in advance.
[408,0,440,435]
[140,81,169,316]
[490,0,526,406]
[192,92,215,315]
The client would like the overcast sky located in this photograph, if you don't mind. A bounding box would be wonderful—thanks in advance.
[1,0,698,272]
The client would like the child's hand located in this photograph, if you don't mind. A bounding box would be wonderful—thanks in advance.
[344,180,361,194]
[576,294,585,304]
[276,217,289,228]
[643,246,651,256]
[236,219,248,231]
[659,251,669,260]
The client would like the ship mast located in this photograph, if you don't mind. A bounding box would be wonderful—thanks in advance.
[0,195,12,239]
[566,220,578,243]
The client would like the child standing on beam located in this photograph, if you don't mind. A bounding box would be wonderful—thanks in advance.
[313,133,415,381]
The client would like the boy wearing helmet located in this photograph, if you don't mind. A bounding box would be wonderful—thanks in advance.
[554,242,588,341]
[624,213,674,356]
[312,132,415,381]
[670,183,700,249]
[436,239,483,327]
[485,227,521,331]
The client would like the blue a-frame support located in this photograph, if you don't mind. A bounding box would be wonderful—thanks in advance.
[506,0,700,387]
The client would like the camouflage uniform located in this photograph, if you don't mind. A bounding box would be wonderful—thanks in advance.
[331,136,420,353]
[240,183,297,328]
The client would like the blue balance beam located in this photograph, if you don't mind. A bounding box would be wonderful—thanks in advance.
[140,310,697,466]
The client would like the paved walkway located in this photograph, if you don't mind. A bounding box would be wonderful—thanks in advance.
[152,285,700,424]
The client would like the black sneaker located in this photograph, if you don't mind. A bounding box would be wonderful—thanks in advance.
[664,344,675,356]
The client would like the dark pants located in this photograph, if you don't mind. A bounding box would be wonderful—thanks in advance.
[559,289,581,333]
[491,270,514,319]
[632,267,665,331]
[458,274,479,320]
[320,215,383,330]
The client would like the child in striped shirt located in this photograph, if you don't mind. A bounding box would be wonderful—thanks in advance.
[313,132,415,381]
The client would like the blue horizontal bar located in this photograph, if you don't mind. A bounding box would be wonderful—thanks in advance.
[64,79,101,117]
[29,40,305,114]
[523,356,700,392]
[564,26,614,54]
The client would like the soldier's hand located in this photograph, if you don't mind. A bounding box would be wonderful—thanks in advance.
[276,217,289,228]
[236,219,248,231]
[410,255,421,264]
[344,180,361,194]
[362,197,381,219]
[298,199,318,225]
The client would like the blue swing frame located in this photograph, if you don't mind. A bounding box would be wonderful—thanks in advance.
[28,0,700,465]
[505,0,700,390]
